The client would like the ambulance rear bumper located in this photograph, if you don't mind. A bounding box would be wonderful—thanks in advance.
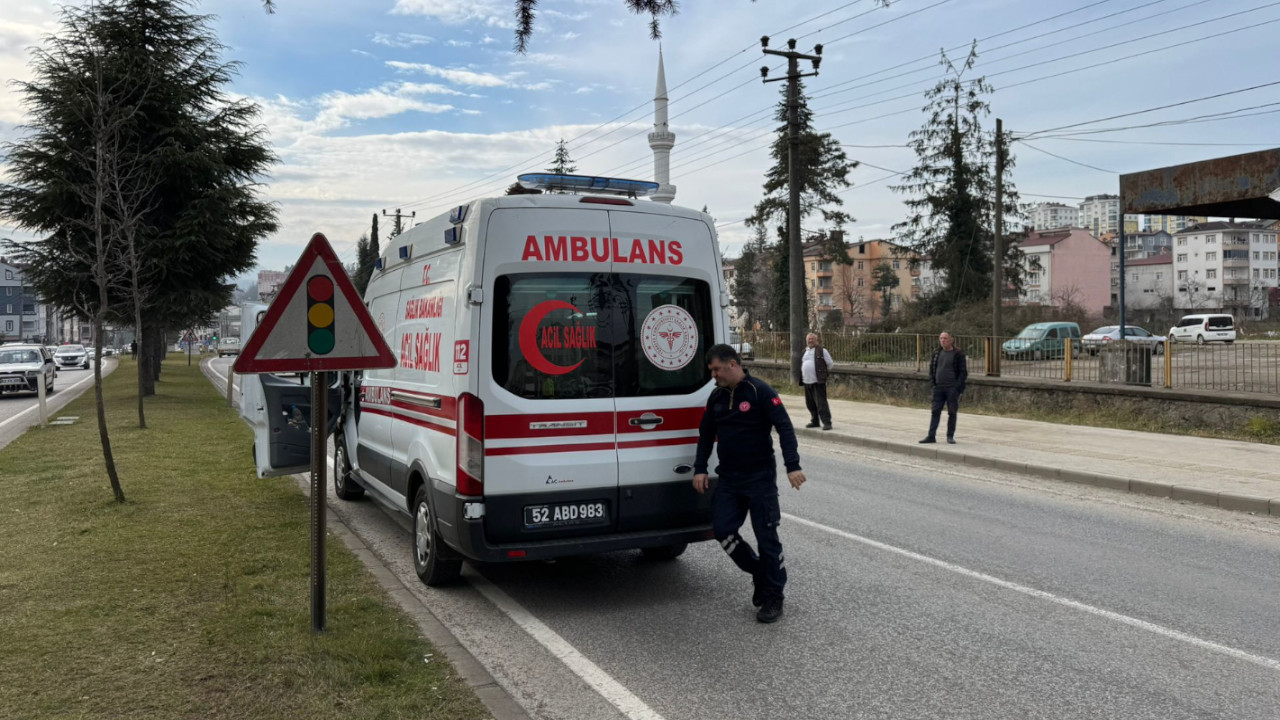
[433,482,713,562]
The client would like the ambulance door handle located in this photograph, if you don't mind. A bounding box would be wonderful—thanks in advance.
[391,391,442,409]
[673,464,693,474]
[628,413,664,428]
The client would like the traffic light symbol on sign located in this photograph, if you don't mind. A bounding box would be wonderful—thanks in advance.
[307,275,336,354]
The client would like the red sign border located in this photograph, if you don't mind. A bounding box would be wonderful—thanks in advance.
[233,232,397,374]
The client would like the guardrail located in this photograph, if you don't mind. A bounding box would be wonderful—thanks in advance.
[737,331,1280,395]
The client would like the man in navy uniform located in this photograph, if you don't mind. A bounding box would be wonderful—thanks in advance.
[693,344,806,623]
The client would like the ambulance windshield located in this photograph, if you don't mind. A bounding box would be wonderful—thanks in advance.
[493,273,713,399]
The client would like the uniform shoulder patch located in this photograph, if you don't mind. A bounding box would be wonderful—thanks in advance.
[771,397,782,406]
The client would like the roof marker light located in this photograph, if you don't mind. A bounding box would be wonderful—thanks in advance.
[444,227,460,245]
[449,205,469,224]
[374,257,384,270]
[517,173,660,198]
[398,245,410,259]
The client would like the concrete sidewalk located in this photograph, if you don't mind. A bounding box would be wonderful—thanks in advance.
[784,392,1280,517]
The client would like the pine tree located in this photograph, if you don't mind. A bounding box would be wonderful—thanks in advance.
[871,262,900,321]
[369,212,381,266]
[1,0,277,399]
[546,139,577,176]
[891,43,1021,311]
[746,80,856,251]
[353,234,371,296]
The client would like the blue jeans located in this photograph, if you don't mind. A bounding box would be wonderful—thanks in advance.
[928,386,960,439]
[711,467,787,600]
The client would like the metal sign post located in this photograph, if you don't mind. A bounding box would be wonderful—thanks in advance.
[310,370,328,632]
[234,233,397,633]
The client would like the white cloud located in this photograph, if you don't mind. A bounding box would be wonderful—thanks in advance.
[0,14,59,130]
[446,39,472,47]
[396,82,465,96]
[573,86,593,95]
[386,60,511,87]
[480,35,499,45]
[390,0,514,29]
[371,32,435,48]
[350,49,377,59]
[561,31,580,40]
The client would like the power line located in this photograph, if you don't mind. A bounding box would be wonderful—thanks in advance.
[1018,79,1280,139]
[1032,136,1280,148]
[1017,140,1118,174]
[1027,102,1280,139]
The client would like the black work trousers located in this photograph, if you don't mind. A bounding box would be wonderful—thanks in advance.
[710,467,787,601]
[804,382,831,425]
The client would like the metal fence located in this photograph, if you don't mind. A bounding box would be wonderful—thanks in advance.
[738,331,1280,395]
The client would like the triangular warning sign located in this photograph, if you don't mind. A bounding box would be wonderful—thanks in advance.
[234,233,397,374]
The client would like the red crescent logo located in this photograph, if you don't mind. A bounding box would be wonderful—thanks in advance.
[518,299,585,376]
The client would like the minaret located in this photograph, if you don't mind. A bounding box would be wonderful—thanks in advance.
[648,48,677,204]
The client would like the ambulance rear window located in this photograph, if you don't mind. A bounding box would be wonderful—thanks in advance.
[492,272,712,399]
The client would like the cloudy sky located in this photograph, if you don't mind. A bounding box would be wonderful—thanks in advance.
[2,0,1278,279]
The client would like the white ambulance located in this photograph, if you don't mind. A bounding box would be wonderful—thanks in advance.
[253,175,727,585]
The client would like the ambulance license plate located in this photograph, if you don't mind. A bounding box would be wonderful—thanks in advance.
[1,377,24,386]
[524,501,608,528]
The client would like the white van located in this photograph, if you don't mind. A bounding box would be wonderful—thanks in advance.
[246,175,724,585]
[1168,314,1236,344]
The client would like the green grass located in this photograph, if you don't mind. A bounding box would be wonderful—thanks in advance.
[0,358,489,720]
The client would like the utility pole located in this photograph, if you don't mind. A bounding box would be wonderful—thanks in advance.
[992,117,1004,376]
[761,36,822,385]
[382,208,415,237]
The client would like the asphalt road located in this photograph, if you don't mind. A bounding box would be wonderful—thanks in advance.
[0,361,112,450]
[209,359,1280,719]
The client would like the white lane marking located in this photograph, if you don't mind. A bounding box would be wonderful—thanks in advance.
[202,360,240,394]
[0,370,100,430]
[322,451,663,720]
[467,572,667,720]
[784,512,1280,673]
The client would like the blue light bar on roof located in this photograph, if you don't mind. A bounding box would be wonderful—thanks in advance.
[517,173,660,197]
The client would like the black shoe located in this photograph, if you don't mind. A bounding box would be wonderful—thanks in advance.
[752,576,764,608]
[805,421,820,428]
[918,437,936,444]
[946,437,956,444]
[822,424,833,431]
[757,597,784,624]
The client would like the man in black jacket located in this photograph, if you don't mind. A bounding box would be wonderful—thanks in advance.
[694,344,806,624]
[920,331,967,445]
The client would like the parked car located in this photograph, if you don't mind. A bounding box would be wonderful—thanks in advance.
[1002,322,1082,360]
[217,337,241,357]
[0,344,56,395]
[54,344,90,370]
[1168,313,1236,344]
[1082,325,1166,355]
[729,331,753,360]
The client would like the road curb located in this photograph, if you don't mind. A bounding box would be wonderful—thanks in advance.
[205,358,530,720]
[327,515,533,720]
[798,427,1278,517]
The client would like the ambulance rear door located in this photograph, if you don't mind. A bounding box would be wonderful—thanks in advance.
[479,206,620,543]
[608,208,719,532]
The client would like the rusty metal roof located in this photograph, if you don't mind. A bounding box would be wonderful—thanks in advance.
[1119,148,1280,219]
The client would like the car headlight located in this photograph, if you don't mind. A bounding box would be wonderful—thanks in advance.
[26,370,38,377]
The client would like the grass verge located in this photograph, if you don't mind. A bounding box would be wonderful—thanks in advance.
[0,358,489,720]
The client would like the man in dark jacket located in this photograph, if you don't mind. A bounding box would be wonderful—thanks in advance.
[920,331,967,445]
[694,344,806,624]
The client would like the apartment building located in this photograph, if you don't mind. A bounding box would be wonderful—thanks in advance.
[1079,194,1141,237]
[1143,215,1206,234]
[1115,252,1173,310]
[1014,227,1111,314]
[803,238,920,327]
[1120,230,1172,260]
[0,259,51,343]
[1027,202,1080,230]
[1172,221,1280,317]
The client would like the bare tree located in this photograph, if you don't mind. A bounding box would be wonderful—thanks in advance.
[52,37,144,502]
[832,263,869,328]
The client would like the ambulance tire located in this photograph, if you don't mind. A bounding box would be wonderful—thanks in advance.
[333,434,364,501]
[412,483,463,586]
[641,542,688,561]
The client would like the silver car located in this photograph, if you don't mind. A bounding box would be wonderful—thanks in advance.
[1082,325,1166,356]
[0,344,56,395]
[54,343,91,370]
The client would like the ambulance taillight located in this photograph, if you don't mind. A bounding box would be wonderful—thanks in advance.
[456,392,484,496]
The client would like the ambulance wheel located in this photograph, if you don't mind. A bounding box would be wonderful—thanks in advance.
[333,435,364,501]
[641,542,688,561]
[412,483,462,586]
